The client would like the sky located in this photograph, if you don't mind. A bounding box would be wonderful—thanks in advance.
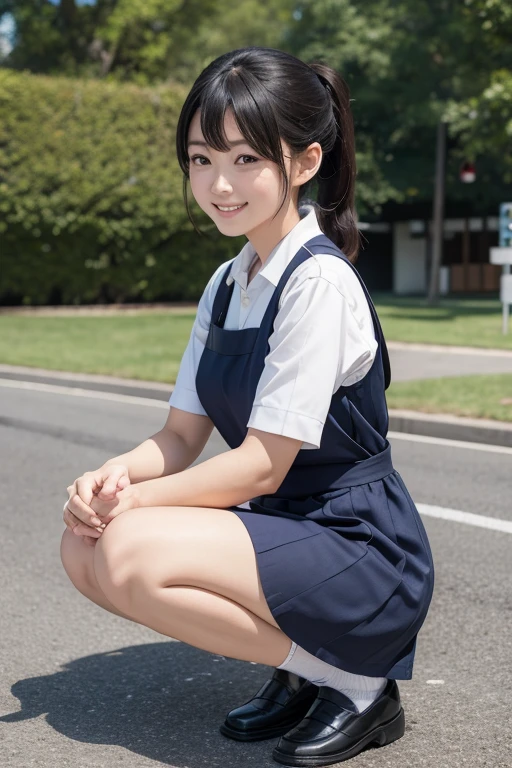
[0,13,14,56]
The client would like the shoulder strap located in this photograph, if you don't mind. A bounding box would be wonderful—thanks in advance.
[300,235,392,390]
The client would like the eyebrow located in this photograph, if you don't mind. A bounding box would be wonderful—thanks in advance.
[187,139,251,148]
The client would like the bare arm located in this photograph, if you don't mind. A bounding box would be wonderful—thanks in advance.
[64,407,215,539]
[130,427,303,510]
[102,407,215,483]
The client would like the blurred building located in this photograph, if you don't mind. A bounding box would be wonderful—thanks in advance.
[357,211,500,296]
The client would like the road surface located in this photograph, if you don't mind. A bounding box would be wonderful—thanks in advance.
[0,381,511,767]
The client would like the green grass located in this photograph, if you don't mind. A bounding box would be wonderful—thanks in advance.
[375,295,512,350]
[0,313,195,383]
[387,374,512,422]
[0,298,511,426]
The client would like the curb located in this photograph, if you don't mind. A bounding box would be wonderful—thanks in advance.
[388,409,512,449]
[2,364,511,448]
[0,365,171,403]
[386,341,512,358]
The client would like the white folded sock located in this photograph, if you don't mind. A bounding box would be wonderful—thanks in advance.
[277,641,387,714]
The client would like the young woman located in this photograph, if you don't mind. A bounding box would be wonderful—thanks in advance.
[61,47,434,766]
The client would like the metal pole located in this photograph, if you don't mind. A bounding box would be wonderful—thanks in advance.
[503,264,511,335]
[428,121,447,305]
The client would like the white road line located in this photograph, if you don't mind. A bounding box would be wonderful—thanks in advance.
[388,430,512,456]
[418,504,512,534]
[2,379,512,456]
[2,378,511,533]
[0,378,169,408]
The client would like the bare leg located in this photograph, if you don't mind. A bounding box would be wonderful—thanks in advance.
[93,507,293,667]
[60,528,136,622]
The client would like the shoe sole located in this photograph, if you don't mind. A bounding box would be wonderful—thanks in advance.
[219,716,308,743]
[271,707,406,766]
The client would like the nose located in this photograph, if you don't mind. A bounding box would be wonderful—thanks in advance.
[210,171,234,196]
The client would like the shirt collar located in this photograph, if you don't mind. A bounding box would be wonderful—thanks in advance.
[226,209,323,289]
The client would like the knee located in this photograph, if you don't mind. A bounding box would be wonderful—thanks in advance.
[60,528,81,578]
[93,511,148,608]
[60,528,95,591]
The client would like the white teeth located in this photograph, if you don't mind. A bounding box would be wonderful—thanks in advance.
[216,204,245,211]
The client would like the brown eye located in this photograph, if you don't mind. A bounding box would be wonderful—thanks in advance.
[190,155,210,166]
[237,155,258,164]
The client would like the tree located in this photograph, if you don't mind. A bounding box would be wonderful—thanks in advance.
[288,0,512,216]
[0,0,296,83]
[446,69,512,186]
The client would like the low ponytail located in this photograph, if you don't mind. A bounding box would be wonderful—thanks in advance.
[308,63,360,262]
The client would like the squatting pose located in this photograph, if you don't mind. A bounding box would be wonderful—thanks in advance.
[62,47,434,766]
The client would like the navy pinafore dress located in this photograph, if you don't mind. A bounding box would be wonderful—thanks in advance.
[196,234,434,680]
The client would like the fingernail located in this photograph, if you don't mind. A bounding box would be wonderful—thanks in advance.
[92,518,102,526]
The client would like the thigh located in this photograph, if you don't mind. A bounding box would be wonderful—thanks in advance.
[94,507,280,629]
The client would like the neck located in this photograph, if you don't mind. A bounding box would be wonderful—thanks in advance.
[244,199,300,266]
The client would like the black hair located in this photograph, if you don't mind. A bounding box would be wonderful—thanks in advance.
[175,47,359,262]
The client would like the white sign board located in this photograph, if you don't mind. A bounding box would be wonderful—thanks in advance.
[501,274,512,304]
[490,247,512,265]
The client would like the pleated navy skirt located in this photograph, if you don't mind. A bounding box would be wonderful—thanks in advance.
[231,467,434,680]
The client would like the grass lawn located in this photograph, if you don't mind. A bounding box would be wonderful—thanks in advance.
[387,374,512,422]
[0,313,195,383]
[375,295,512,351]
[1,297,511,421]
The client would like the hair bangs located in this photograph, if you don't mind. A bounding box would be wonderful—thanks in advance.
[199,69,285,169]
[177,47,358,255]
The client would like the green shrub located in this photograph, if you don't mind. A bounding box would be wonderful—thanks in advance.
[0,70,242,304]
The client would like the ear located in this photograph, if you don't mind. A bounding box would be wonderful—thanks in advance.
[292,142,323,188]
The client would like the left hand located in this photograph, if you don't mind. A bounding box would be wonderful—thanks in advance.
[64,464,131,539]
[90,485,139,526]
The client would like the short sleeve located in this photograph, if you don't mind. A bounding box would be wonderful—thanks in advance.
[168,259,233,415]
[247,274,377,449]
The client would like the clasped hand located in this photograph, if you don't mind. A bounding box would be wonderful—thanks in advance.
[63,464,138,546]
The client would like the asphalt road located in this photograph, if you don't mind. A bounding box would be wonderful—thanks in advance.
[1,382,511,768]
[387,342,512,381]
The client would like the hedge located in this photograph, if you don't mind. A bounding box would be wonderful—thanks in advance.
[0,70,243,304]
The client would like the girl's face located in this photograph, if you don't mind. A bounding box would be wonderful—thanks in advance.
[187,109,298,243]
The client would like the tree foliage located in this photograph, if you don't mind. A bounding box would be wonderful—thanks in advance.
[288,0,512,213]
[0,0,295,83]
[1,0,512,305]
[3,0,511,215]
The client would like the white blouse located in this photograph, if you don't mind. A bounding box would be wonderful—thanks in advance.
[168,209,378,451]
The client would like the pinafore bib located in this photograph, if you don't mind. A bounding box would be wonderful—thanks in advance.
[196,234,434,679]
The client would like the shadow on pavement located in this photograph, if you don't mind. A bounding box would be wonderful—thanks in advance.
[0,641,278,766]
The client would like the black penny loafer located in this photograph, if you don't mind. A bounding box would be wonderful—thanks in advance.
[272,679,405,766]
[219,669,319,742]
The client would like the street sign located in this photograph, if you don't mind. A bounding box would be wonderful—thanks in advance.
[490,204,512,334]
[499,202,512,248]
[501,274,512,304]
[490,247,512,265]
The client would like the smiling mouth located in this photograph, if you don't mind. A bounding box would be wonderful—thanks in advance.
[213,203,247,211]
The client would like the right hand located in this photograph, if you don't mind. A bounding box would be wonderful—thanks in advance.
[63,464,131,545]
